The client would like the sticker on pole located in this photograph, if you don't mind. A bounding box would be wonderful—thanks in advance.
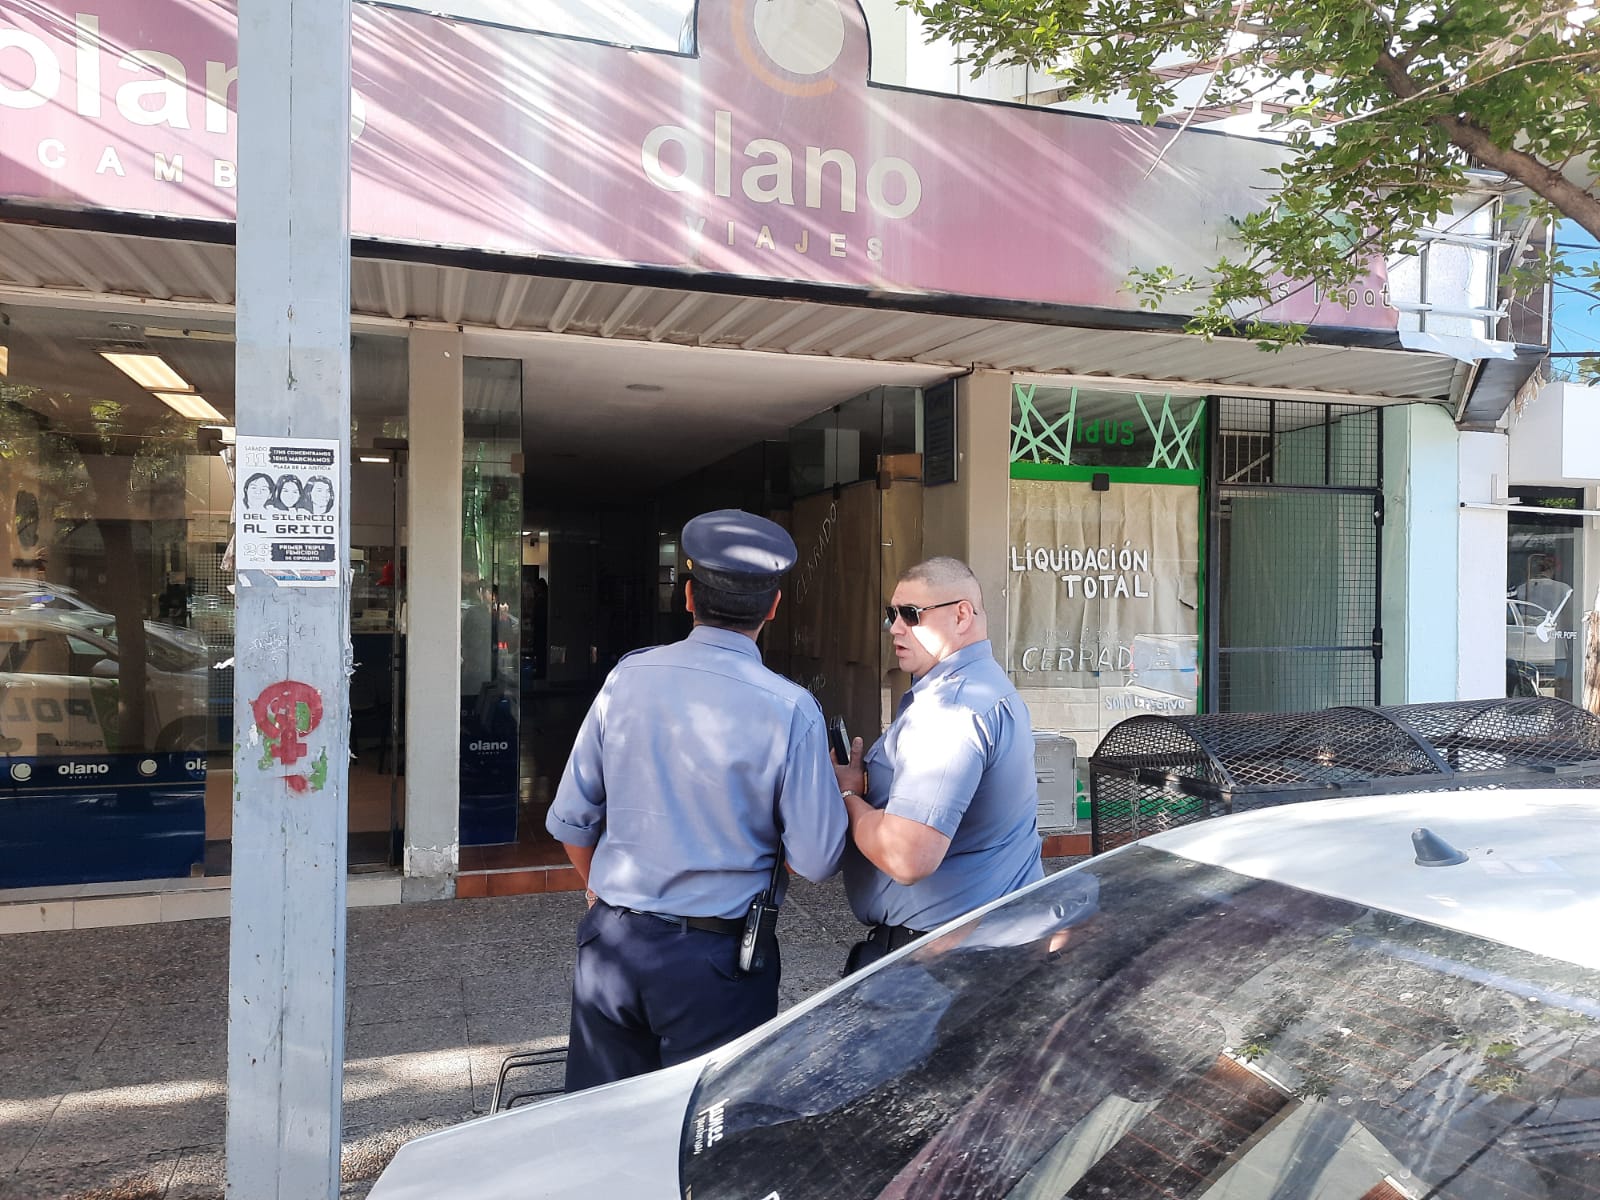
[235,436,342,587]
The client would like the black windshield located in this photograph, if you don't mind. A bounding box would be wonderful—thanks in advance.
[681,846,1600,1200]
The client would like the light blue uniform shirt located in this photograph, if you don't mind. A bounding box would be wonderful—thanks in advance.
[843,640,1043,931]
[546,625,847,920]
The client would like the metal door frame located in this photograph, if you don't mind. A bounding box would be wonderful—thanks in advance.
[1205,398,1384,712]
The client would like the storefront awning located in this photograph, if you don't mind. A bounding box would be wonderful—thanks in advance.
[0,221,1472,409]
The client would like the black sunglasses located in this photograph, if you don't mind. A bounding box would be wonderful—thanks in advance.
[883,599,966,628]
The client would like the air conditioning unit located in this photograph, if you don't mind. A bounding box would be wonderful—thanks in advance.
[1033,730,1077,832]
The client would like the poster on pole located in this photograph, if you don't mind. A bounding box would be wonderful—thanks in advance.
[234,436,342,587]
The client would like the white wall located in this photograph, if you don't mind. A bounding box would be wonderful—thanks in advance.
[1381,404,1461,704]
[859,0,908,88]
[1457,431,1510,700]
[1509,382,1600,483]
[404,324,465,900]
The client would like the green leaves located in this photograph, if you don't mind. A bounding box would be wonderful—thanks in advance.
[1125,264,1200,311]
[901,0,1600,346]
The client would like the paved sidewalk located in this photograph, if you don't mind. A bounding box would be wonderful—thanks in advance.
[0,874,868,1199]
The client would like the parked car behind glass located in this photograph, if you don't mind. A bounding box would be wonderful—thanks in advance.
[0,610,209,753]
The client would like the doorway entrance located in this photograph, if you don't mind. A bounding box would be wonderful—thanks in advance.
[1207,398,1384,712]
[455,329,946,874]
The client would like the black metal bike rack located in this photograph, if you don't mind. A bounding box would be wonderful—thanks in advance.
[491,1045,568,1112]
[1088,697,1600,854]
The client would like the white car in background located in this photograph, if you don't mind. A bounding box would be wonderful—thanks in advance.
[0,611,209,753]
[0,578,209,661]
[370,788,1600,1200]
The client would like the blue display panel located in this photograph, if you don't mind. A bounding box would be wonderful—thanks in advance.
[459,696,518,846]
[0,752,206,888]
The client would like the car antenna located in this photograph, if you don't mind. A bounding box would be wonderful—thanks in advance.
[1412,827,1469,867]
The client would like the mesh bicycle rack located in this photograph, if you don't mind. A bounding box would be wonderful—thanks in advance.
[1088,697,1600,854]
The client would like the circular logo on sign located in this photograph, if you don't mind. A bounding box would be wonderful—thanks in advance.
[733,0,843,96]
[11,763,31,782]
[138,758,158,777]
[755,0,844,76]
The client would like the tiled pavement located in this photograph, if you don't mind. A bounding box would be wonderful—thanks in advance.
[0,873,869,1199]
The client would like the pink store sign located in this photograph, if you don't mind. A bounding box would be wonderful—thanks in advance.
[0,0,1395,330]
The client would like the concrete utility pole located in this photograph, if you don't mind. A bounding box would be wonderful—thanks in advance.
[226,1,353,1196]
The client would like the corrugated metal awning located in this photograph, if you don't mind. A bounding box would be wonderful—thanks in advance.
[0,220,1468,407]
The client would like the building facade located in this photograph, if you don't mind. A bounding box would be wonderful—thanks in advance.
[0,0,1551,925]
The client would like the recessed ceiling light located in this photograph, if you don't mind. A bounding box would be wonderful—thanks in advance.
[102,350,192,392]
[624,383,664,393]
[155,392,226,422]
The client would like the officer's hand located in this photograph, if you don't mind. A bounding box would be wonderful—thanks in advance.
[834,736,867,798]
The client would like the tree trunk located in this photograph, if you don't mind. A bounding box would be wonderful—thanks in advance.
[1373,52,1600,245]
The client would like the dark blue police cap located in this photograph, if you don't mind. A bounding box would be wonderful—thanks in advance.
[683,509,796,594]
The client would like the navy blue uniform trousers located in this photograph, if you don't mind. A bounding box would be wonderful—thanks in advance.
[564,901,780,1092]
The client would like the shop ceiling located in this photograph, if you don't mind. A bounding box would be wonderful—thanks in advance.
[0,224,1468,470]
[464,329,948,496]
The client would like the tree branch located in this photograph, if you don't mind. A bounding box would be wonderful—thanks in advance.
[1144,0,1258,177]
[1373,50,1600,243]
[1307,47,1600,135]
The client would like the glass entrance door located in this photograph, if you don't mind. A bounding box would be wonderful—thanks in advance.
[459,358,523,845]
[1505,487,1583,701]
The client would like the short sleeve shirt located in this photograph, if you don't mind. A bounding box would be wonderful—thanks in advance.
[843,640,1043,931]
[546,625,847,920]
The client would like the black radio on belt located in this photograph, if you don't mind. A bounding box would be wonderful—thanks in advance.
[737,853,785,976]
[738,893,780,975]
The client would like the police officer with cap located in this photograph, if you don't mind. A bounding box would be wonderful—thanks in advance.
[547,508,848,1091]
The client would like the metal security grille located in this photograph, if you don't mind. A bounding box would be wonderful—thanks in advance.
[1208,399,1382,712]
[1088,697,1600,852]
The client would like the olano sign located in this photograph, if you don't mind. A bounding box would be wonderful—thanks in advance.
[0,0,1395,329]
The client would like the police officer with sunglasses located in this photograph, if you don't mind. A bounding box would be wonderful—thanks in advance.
[833,556,1044,973]
[547,509,848,1090]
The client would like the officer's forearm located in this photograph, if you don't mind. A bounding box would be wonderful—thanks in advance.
[844,795,950,886]
[562,841,595,886]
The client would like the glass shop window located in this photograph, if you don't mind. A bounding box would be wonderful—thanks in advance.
[1506,486,1583,702]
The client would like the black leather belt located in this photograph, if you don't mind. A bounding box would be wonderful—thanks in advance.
[613,904,744,936]
[866,922,927,952]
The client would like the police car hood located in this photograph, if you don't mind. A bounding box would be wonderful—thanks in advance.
[367,1057,698,1200]
[1139,786,1600,971]
[369,787,1600,1198]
